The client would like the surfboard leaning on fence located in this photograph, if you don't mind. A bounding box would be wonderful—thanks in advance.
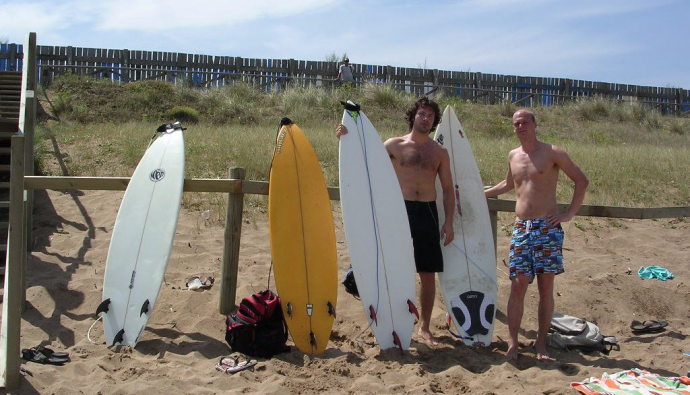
[268,118,338,355]
[338,101,419,351]
[97,122,186,347]
[434,106,498,346]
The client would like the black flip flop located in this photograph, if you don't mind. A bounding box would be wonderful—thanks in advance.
[630,320,668,333]
[21,347,70,365]
[36,346,69,359]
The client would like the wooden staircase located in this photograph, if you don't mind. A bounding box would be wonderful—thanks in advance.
[0,71,22,268]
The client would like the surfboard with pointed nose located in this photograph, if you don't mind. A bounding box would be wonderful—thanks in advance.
[338,102,418,351]
[98,123,185,347]
[269,120,338,355]
[434,106,497,346]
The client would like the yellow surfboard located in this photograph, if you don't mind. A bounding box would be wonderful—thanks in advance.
[268,119,338,354]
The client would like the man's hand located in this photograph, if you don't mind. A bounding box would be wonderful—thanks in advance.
[545,212,572,227]
[336,124,348,139]
[441,221,454,246]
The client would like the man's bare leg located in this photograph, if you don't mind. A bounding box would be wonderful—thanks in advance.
[418,272,438,345]
[507,274,530,360]
[535,273,555,360]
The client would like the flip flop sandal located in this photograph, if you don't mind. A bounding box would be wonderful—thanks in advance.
[21,347,70,365]
[215,355,257,374]
[186,276,215,290]
[36,345,69,359]
[630,320,668,333]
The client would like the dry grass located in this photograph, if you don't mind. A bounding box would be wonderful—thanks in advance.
[35,80,690,221]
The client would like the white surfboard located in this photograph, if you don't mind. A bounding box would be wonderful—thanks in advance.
[98,123,185,347]
[434,106,497,346]
[339,102,418,351]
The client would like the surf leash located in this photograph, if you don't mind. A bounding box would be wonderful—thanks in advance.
[87,315,104,344]
[265,117,295,292]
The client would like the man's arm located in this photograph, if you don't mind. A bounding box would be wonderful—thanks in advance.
[438,149,455,246]
[484,162,515,198]
[547,146,589,225]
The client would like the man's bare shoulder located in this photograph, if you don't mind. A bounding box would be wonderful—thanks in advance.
[384,136,406,146]
[507,146,522,159]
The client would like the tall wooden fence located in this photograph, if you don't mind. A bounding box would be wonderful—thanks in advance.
[1,43,689,114]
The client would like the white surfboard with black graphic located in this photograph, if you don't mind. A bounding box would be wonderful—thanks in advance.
[98,123,185,347]
[434,106,497,346]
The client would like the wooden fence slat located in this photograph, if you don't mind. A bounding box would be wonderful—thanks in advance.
[4,43,686,112]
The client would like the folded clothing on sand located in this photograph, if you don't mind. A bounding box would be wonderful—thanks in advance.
[572,368,690,395]
[638,266,675,281]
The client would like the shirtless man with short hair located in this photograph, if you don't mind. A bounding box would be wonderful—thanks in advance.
[337,97,454,345]
[484,109,588,360]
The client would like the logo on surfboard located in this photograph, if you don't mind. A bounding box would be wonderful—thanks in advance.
[149,168,166,182]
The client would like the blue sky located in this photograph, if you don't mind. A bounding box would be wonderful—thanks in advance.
[2,0,688,88]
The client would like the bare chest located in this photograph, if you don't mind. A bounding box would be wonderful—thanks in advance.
[398,145,440,171]
[511,152,558,184]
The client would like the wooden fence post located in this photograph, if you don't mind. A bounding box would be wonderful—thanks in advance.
[19,32,37,311]
[0,135,26,390]
[219,167,245,315]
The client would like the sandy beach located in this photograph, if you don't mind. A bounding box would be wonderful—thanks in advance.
[4,188,689,394]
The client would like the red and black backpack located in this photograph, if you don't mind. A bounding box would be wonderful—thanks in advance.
[225,290,290,358]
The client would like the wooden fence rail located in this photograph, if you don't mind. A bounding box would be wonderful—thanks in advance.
[2,43,689,114]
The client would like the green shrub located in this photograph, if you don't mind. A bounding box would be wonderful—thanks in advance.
[163,106,200,123]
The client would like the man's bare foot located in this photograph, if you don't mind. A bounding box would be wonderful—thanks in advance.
[506,345,520,361]
[535,346,554,361]
[418,329,438,346]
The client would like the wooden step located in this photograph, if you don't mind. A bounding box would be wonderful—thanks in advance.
[0,165,10,171]
[0,147,11,154]
[0,201,8,209]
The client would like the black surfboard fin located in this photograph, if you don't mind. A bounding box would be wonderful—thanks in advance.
[327,301,336,318]
[96,298,111,315]
[286,302,293,318]
[140,299,150,316]
[340,100,361,112]
[310,332,317,347]
[113,329,125,345]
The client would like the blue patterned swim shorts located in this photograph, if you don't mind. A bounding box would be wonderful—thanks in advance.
[509,218,564,282]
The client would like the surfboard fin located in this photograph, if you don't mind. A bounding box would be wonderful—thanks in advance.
[369,305,378,325]
[340,100,361,112]
[309,332,317,348]
[96,298,111,315]
[286,302,293,318]
[327,301,336,318]
[407,299,419,321]
[392,331,403,354]
[113,329,125,345]
[140,299,150,316]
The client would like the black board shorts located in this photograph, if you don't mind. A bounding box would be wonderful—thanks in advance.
[405,200,444,273]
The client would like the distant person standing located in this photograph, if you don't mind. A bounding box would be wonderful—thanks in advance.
[337,58,355,84]
[484,109,588,361]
